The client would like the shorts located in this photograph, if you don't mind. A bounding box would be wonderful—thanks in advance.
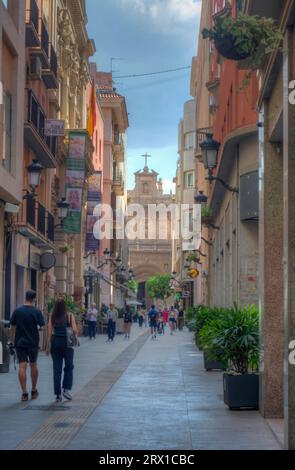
[16,347,39,364]
[169,318,176,323]
[149,319,157,328]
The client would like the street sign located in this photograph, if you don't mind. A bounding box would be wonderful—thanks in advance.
[44,119,65,136]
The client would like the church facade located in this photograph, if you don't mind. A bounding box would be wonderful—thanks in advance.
[127,164,173,307]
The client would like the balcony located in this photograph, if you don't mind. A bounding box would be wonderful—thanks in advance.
[17,198,55,249]
[114,135,125,162]
[42,43,58,89]
[29,17,50,68]
[112,173,124,196]
[195,127,213,162]
[25,0,40,47]
[24,90,57,168]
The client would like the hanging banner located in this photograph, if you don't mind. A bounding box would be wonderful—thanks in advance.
[85,171,102,251]
[63,131,86,234]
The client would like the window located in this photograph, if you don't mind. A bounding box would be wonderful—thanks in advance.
[143,182,149,194]
[185,172,195,189]
[184,132,195,150]
[2,0,8,7]
[2,91,12,173]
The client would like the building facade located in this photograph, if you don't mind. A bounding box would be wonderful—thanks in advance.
[128,165,173,308]
[173,99,200,307]
[0,0,26,320]
[92,68,129,309]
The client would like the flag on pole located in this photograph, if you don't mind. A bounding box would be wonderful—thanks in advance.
[87,79,96,138]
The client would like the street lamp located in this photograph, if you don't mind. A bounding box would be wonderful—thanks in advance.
[57,198,69,221]
[24,159,43,199]
[200,134,239,193]
[54,197,70,229]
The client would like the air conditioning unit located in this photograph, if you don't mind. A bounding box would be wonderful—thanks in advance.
[29,57,42,80]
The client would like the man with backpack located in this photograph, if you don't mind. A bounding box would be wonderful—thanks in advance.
[148,305,158,340]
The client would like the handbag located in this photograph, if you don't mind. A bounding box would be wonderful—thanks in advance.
[66,314,80,349]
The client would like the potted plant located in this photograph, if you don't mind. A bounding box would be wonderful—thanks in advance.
[201,207,214,227]
[202,14,283,66]
[200,305,259,409]
[199,307,228,370]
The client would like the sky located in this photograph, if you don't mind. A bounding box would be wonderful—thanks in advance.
[86,0,201,192]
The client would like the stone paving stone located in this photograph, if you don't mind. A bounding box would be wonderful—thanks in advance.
[67,330,282,451]
[0,326,147,450]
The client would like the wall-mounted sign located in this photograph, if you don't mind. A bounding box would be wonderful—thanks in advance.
[14,234,29,268]
[44,119,65,137]
[29,244,40,270]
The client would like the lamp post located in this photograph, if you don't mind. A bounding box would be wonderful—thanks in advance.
[200,134,239,193]
[194,190,208,207]
[24,160,43,199]
[54,197,69,229]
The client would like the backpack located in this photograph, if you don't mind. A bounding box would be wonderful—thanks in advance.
[149,308,157,320]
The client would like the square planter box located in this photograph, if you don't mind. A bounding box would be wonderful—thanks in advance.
[223,373,259,410]
[203,351,226,371]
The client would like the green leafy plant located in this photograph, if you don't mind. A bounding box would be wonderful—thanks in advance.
[47,294,80,316]
[187,252,200,263]
[199,305,259,375]
[202,14,284,68]
[125,279,138,294]
[146,274,172,301]
[201,207,213,218]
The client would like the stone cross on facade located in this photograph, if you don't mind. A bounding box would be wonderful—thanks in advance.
[141,153,152,169]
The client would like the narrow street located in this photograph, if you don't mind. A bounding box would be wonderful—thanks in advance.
[0,327,281,451]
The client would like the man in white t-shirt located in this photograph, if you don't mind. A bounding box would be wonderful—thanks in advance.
[87,303,98,340]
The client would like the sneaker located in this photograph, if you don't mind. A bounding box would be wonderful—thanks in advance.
[63,389,72,401]
[31,389,39,400]
[21,393,29,402]
[56,395,62,403]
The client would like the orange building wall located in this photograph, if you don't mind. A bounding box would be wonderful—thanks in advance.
[210,0,259,164]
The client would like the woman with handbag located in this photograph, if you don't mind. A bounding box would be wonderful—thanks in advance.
[47,299,78,403]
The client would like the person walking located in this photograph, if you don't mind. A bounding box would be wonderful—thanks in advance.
[169,307,177,335]
[87,303,98,340]
[163,306,169,326]
[47,299,78,402]
[10,290,45,402]
[148,305,158,340]
[105,304,118,342]
[138,308,144,328]
[177,308,185,331]
[123,305,133,339]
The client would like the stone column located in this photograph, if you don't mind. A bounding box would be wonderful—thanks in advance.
[54,230,68,294]
[259,99,284,419]
[283,27,295,450]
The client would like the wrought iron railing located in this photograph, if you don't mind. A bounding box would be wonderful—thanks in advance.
[26,197,36,227]
[47,212,54,242]
[38,203,46,236]
[26,0,39,32]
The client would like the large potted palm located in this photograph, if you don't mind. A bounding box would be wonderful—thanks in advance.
[201,305,259,409]
[199,308,228,371]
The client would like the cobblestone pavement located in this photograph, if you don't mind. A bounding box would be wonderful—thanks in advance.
[0,327,282,450]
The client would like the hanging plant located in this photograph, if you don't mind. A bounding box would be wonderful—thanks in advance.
[187,252,200,263]
[202,14,284,67]
[201,207,214,226]
[59,244,73,254]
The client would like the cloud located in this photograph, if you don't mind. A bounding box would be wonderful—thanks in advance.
[162,179,176,194]
[118,0,201,35]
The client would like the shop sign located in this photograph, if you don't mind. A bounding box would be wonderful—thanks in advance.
[14,235,29,268]
[44,119,65,136]
[29,245,40,270]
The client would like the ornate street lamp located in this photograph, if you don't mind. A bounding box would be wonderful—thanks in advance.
[200,134,239,193]
[57,198,69,221]
[24,159,43,199]
[55,197,70,229]
[200,133,220,170]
